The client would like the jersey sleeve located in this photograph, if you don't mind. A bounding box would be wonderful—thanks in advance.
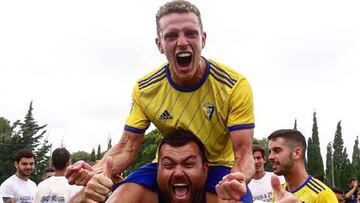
[227,76,255,131]
[0,182,15,198]
[316,190,338,203]
[124,81,150,133]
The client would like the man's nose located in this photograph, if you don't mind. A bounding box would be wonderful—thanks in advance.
[173,166,185,176]
[177,34,189,48]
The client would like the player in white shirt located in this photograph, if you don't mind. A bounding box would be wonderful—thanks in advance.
[0,149,37,203]
[248,145,285,202]
[34,148,81,203]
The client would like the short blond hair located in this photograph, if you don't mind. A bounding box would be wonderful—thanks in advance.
[156,0,203,36]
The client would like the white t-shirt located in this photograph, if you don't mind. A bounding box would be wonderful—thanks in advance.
[33,176,82,203]
[248,171,286,202]
[0,175,37,203]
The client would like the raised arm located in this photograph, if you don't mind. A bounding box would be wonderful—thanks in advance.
[68,131,144,202]
[93,130,144,177]
[229,128,254,183]
[66,130,143,186]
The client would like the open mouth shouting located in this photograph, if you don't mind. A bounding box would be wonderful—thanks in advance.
[176,52,192,68]
[172,183,190,200]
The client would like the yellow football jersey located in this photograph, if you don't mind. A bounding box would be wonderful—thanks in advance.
[125,58,254,167]
[275,176,338,203]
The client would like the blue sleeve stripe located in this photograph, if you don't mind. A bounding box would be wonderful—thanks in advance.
[228,123,255,132]
[124,125,146,134]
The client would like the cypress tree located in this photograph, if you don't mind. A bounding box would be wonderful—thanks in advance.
[97,144,102,160]
[352,136,360,180]
[332,121,350,188]
[90,148,96,162]
[307,112,324,177]
[325,142,334,187]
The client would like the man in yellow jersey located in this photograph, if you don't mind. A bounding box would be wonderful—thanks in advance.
[66,0,255,202]
[268,129,337,203]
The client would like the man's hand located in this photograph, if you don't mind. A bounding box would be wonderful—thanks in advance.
[272,175,301,203]
[80,156,114,203]
[65,160,94,186]
[215,172,247,201]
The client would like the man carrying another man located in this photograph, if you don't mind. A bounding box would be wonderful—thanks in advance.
[66,0,255,202]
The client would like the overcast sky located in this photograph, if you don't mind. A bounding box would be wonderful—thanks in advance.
[1,1,359,161]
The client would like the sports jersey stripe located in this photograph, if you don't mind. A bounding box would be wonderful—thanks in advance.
[209,71,233,89]
[159,90,182,131]
[141,83,163,114]
[209,62,237,83]
[151,85,172,127]
[209,65,236,86]
[138,67,166,86]
[308,179,325,192]
[174,91,195,127]
[139,74,166,90]
[124,125,146,133]
[228,124,255,131]
[306,182,321,194]
[215,130,230,161]
[187,85,212,130]
[203,85,227,145]
[310,178,326,190]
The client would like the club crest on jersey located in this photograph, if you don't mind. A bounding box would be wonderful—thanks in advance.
[203,103,215,120]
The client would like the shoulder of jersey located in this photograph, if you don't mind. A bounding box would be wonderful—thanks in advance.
[137,63,167,91]
[208,59,245,89]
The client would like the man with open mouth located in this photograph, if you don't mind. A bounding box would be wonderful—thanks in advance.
[268,129,337,203]
[66,0,255,202]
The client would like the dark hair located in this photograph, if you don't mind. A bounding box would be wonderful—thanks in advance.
[156,0,203,36]
[252,145,265,159]
[43,167,55,174]
[268,129,307,158]
[52,147,70,170]
[15,149,35,163]
[332,187,344,195]
[348,177,358,184]
[158,131,207,163]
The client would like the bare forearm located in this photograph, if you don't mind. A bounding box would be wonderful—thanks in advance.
[232,147,255,183]
[345,187,357,199]
[93,132,143,177]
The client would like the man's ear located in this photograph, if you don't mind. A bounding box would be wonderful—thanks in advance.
[201,31,207,49]
[155,38,164,54]
[203,163,209,176]
[293,147,303,160]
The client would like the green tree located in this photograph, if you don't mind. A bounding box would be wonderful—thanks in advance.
[0,102,51,183]
[351,136,360,180]
[90,148,96,163]
[125,129,162,176]
[97,144,102,160]
[71,151,91,163]
[107,136,112,150]
[332,121,351,189]
[0,117,11,136]
[20,102,52,183]
[325,142,334,187]
[307,112,324,177]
